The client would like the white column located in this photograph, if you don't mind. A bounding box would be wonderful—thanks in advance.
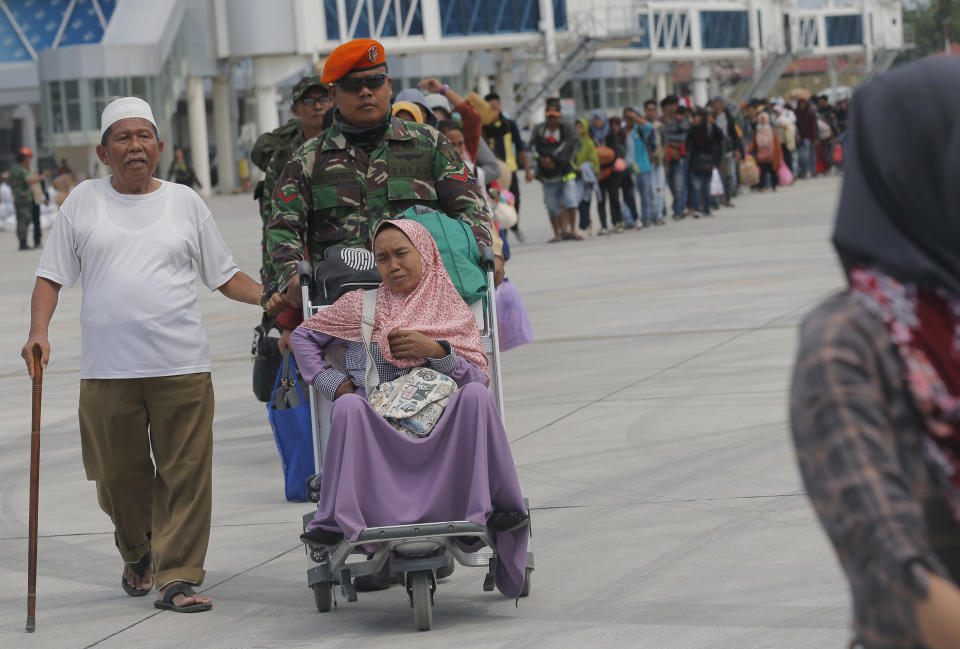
[539,0,558,65]
[212,76,235,193]
[656,73,668,102]
[692,63,710,107]
[420,0,441,42]
[253,55,308,135]
[477,75,491,99]
[157,113,174,181]
[827,55,838,98]
[187,76,212,198]
[747,0,762,76]
[862,0,874,73]
[255,86,280,136]
[13,104,38,158]
[494,50,516,116]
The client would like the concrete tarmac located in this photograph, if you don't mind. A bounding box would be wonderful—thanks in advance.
[0,175,850,648]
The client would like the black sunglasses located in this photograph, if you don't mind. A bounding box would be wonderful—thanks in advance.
[335,73,388,93]
[298,96,331,107]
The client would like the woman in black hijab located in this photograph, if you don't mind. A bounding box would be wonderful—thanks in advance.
[791,57,960,649]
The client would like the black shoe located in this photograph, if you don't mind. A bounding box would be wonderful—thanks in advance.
[300,528,343,547]
[487,510,530,533]
[19,239,29,250]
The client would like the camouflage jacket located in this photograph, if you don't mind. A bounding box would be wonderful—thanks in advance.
[267,116,495,292]
[251,118,305,227]
[251,119,305,290]
[8,164,34,208]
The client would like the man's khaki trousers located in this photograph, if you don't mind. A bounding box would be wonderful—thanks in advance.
[78,372,214,588]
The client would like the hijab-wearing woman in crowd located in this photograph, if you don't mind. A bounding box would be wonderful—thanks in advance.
[790,57,960,649]
[291,219,529,597]
[575,118,600,237]
[748,112,782,192]
[773,101,797,173]
[391,101,425,124]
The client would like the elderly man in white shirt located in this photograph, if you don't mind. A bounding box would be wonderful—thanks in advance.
[20,97,277,613]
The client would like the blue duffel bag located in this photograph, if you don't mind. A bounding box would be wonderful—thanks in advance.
[267,350,314,502]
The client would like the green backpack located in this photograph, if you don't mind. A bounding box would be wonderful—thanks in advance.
[397,206,487,306]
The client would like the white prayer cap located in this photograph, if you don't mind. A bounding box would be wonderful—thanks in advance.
[100,97,157,138]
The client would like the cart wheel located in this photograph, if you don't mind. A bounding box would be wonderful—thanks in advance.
[519,568,532,598]
[312,582,333,612]
[410,571,433,631]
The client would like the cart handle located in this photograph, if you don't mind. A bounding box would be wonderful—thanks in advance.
[481,246,495,272]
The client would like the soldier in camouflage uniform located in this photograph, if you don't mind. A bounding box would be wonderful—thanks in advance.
[251,75,332,292]
[266,38,503,307]
[9,148,41,250]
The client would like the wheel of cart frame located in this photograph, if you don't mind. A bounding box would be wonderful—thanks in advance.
[519,567,532,597]
[312,581,333,612]
[410,570,433,631]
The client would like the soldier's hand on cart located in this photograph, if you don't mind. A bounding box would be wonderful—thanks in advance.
[388,330,446,359]
[494,256,504,286]
[284,274,302,308]
[21,335,50,379]
[334,378,356,400]
[264,292,287,317]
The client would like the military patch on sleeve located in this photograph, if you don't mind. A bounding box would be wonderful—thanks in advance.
[437,137,459,166]
[449,169,469,181]
[278,187,298,203]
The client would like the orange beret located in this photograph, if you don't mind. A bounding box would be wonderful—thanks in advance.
[321,39,387,84]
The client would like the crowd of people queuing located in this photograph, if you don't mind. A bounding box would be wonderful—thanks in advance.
[526,91,850,242]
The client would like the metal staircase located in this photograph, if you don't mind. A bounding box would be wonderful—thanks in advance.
[858,49,899,87]
[739,52,794,101]
[511,34,599,127]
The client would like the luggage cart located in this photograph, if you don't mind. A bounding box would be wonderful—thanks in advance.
[298,246,533,631]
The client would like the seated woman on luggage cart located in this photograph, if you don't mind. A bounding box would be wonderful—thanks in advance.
[290,219,529,597]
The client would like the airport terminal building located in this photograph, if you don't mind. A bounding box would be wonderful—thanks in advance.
[0,0,903,195]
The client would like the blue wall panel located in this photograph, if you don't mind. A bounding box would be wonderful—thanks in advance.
[633,13,649,49]
[57,0,103,47]
[553,0,566,30]
[700,11,748,49]
[439,0,559,36]
[0,9,29,62]
[826,14,862,46]
[9,0,66,51]
[324,0,339,40]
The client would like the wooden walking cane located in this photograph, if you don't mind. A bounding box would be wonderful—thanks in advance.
[26,343,42,633]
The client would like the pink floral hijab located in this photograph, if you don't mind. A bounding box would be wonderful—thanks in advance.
[850,266,960,521]
[299,219,488,374]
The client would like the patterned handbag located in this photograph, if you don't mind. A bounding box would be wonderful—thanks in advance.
[360,290,457,439]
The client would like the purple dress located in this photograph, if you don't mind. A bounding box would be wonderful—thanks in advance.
[290,328,529,597]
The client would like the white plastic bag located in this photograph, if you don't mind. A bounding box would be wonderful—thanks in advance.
[710,167,724,197]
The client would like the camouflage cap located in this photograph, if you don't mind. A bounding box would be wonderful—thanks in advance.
[292,74,327,103]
